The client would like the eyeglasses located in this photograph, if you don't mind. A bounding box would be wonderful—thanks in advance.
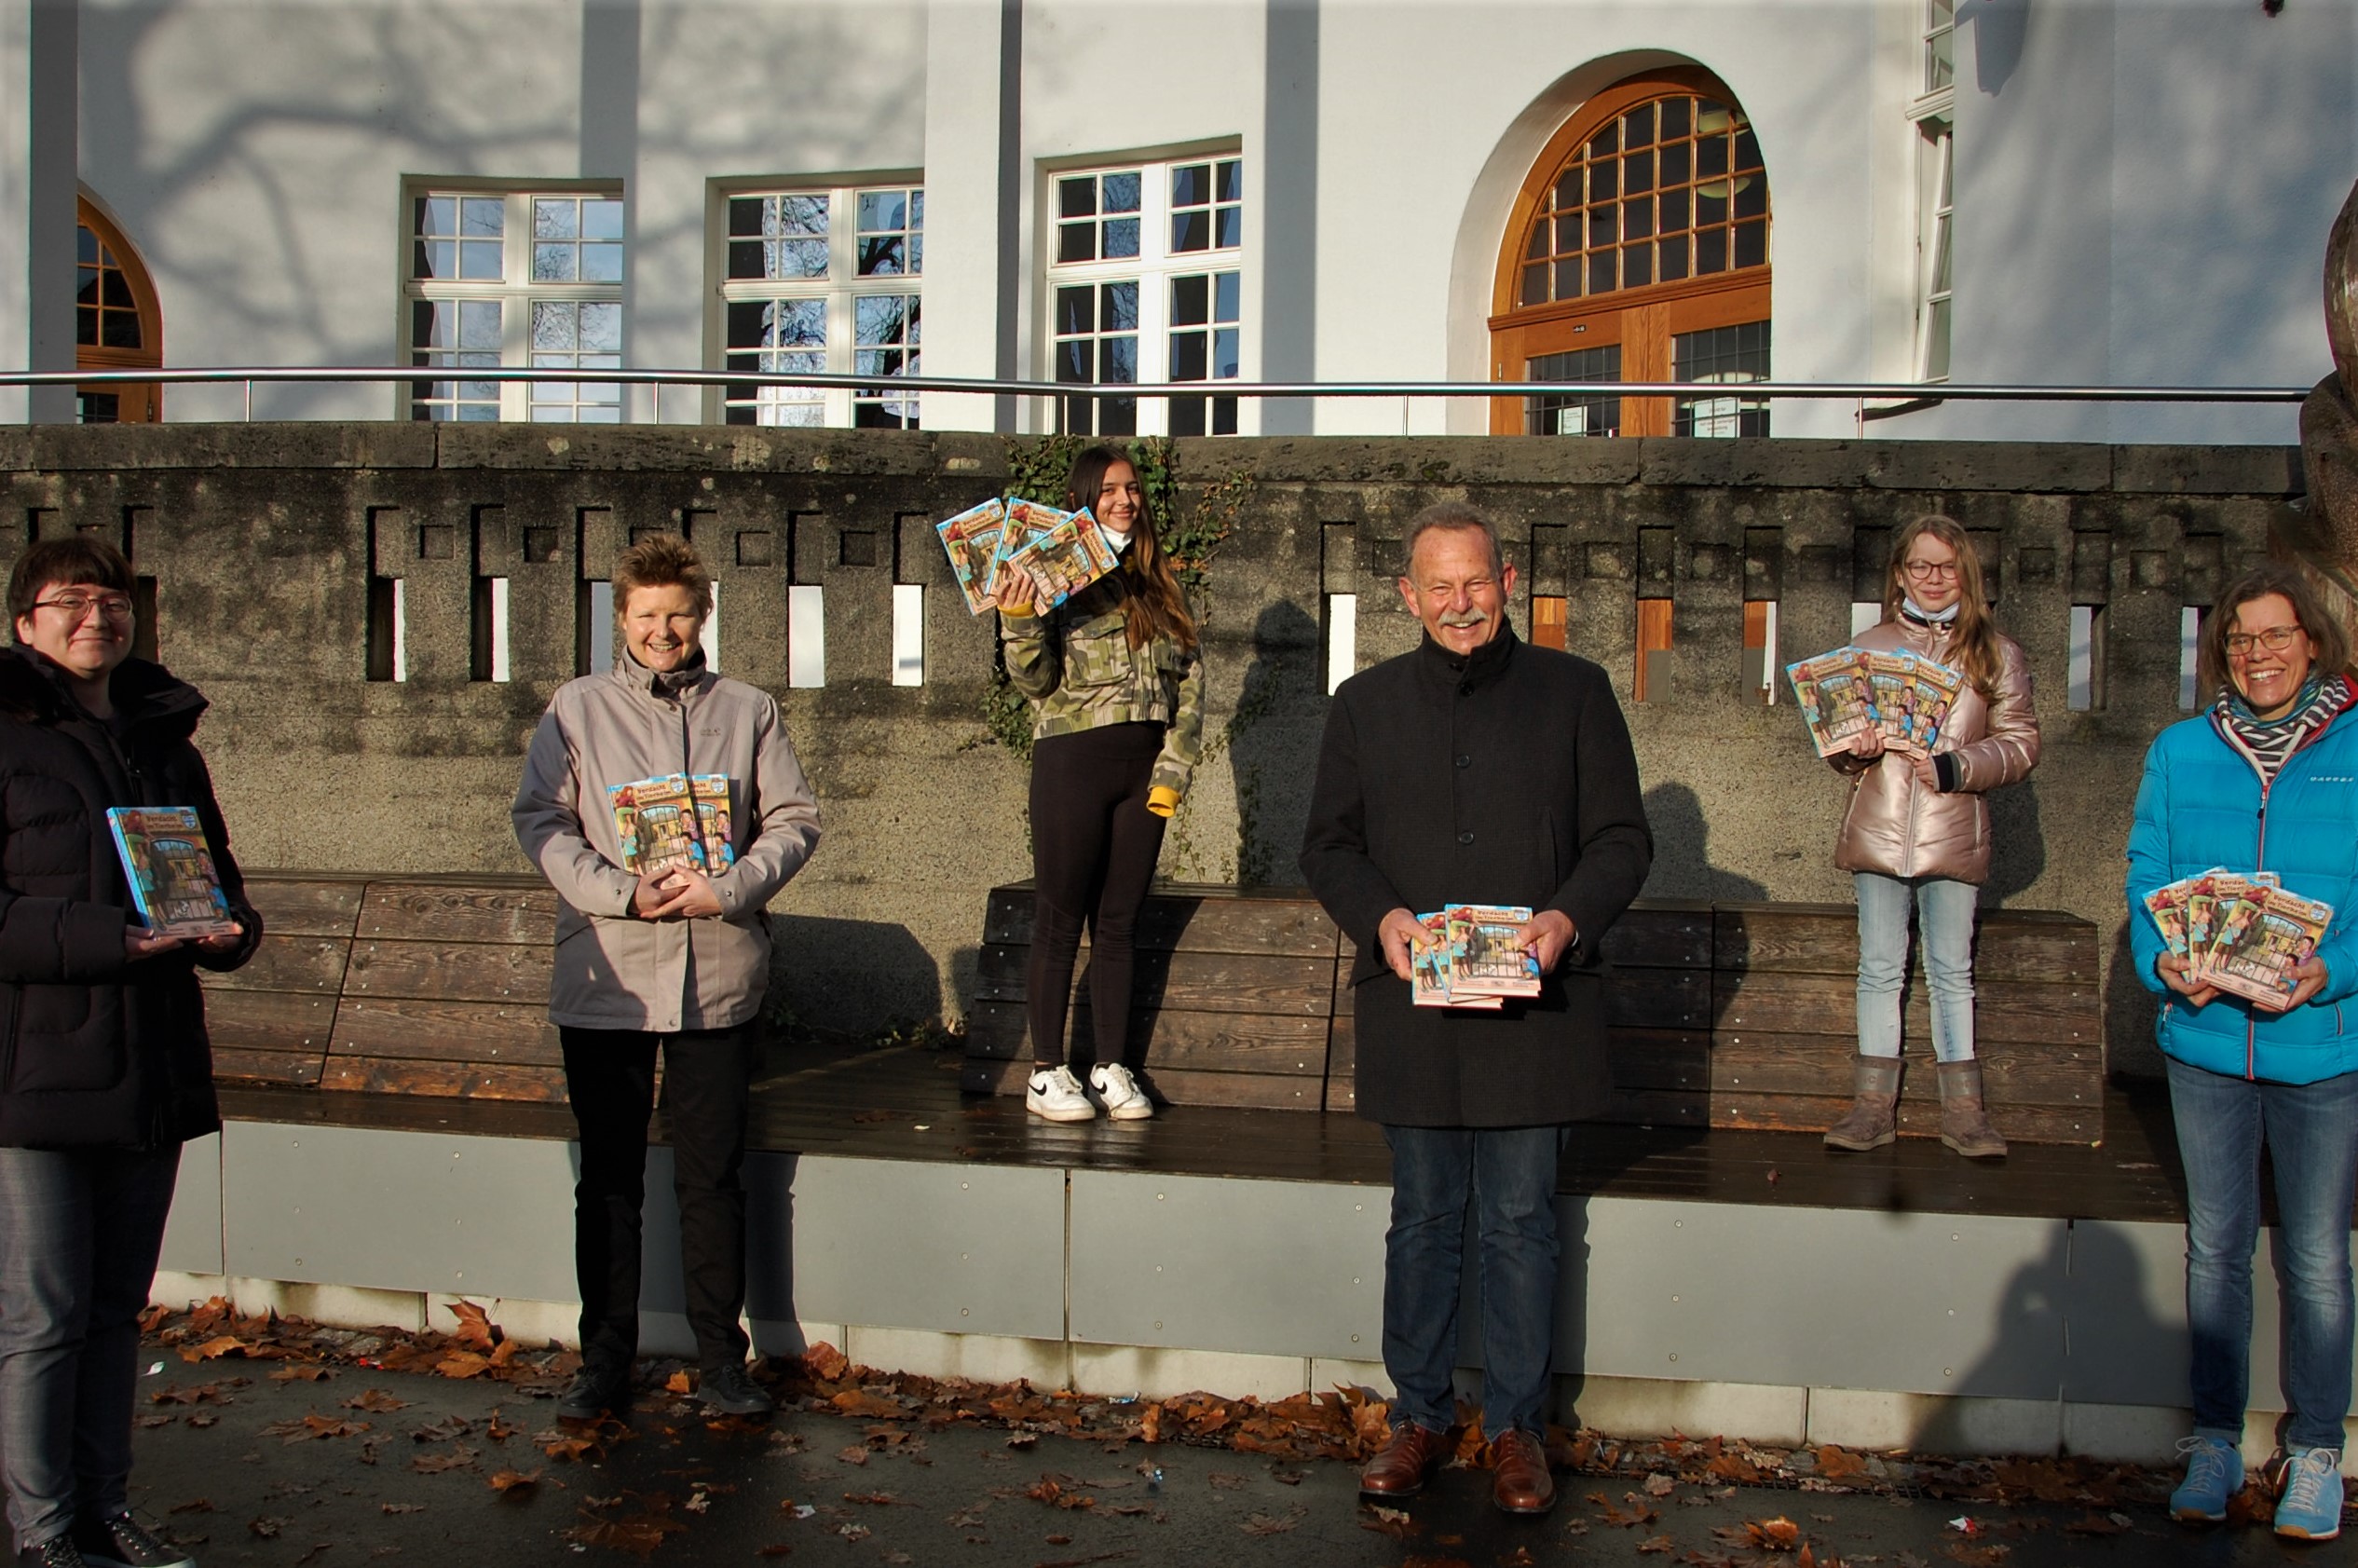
[2224,624,2304,656]
[1901,560,1959,581]
[29,593,134,622]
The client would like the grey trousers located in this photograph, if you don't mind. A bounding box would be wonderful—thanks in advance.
[0,1145,180,1549]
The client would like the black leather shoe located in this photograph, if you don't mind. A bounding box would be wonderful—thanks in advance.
[72,1515,191,1568]
[697,1361,774,1416]
[555,1357,631,1420]
[20,1537,89,1568]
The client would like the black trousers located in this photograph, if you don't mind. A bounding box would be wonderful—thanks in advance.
[1027,721,1169,1069]
[559,1023,759,1370]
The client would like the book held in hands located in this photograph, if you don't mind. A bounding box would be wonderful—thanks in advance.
[933,496,1123,614]
[1411,903,1546,1008]
[107,806,241,938]
[607,773,737,878]
[1786,645,1968,757]
[2144,866,2332,1007]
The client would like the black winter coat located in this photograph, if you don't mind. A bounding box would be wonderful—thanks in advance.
[1300,627,1651,1126]
[0,646,258,1150]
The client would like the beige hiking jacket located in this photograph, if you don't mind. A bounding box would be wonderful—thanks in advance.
[512,655,821,1032]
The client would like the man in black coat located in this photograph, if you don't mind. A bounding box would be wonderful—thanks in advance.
[1301,502,1650,1516]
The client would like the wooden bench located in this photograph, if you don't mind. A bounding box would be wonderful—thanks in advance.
[201,872,567,1101]
[963,883,2105,1144]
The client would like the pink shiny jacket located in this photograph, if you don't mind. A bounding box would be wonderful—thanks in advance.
[1831,617,2040,884]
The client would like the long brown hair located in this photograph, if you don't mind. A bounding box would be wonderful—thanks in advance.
[1881,513,2003,697]
[1066,444,1197,654]
[2196,563,2354,702]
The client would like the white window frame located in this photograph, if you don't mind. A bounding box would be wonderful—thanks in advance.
[707,176,923,430]
[1909,0,1956,386]
[1041,151,1247,438]
[1922,0,1956,97]
[399,182,626,423]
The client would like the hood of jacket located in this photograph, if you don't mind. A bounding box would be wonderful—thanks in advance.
[0,644,209,739]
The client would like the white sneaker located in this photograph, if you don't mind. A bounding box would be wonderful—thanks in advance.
[1026,1065,1096,1122]
[1088,1062,1154,1120]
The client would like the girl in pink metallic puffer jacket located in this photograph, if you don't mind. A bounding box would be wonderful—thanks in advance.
[1821,514,2041,1159]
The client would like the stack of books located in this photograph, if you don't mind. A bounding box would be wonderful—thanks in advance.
[107,806,241,938]
[1411,903,1546,1009]
[936,497,1121,615]
[1787,646,1967,757]
[2146,868,2335,1007]
[607,773,736,877]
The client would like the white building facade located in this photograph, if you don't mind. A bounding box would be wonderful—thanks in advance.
[3,0,2351,443]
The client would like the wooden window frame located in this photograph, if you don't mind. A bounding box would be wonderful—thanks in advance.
[77,198,163,422]
[1488,68,1770,436]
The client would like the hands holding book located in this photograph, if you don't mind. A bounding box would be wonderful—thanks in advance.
[122,922,242,961]
[632,865,722,920]
[1379,906,1577,984]
[2158,949,2328,1013]
[1838,725,1941,787]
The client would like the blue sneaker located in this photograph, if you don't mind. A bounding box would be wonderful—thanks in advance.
[2170,1434,2242,1523]
[2274,1446,2344,1540]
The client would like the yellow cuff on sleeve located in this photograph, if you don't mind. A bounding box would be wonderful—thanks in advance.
[1000,604,1036,621]
[1146,785,1181,818]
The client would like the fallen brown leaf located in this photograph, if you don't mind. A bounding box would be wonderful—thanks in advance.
[488,1469,541,1497]
[446,1300,500,1354]
[409,1446,478,1475]
[345,1389,408,1413]
[378,1504,424,1516]
[248,1517,287,1539]
[1637,1535,1674,1555]
[270,1366,333,1383]
[1239,1509,1302,1536]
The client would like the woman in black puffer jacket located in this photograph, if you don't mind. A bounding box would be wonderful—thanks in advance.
[0,536,258,1568]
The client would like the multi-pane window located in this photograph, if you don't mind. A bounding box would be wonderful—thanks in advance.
[77,225,143,350]
[1513,96,1768,311]
[1526,346,1622,437]
[1923,0,1956,95]
[1048,157,1245,437]
[403,188,627,422]
[719,184,922,429]
[1672,320,1770,437]
[1915,119,1954,381]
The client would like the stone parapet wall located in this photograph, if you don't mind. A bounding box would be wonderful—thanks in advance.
[0,425,2305,1072]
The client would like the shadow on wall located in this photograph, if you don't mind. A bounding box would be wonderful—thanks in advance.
[1226,598,1324,886]
[766,917,941,1038]
[1960,0,2031,95]
[1639,782,1768,903]
[2105,921,2163,1081]
[1983,779,2049,910]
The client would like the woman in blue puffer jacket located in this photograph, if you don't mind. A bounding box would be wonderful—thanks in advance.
[2126,563,2358,1541]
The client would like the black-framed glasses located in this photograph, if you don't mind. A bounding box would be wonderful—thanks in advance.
[1901,559,1959,580]
[29,593,134,622]
[2224,624,2303,656]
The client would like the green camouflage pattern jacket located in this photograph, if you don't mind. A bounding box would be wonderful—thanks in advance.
[1001,573,1205,811]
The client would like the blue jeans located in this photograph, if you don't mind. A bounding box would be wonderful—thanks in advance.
[2167,1057,2358,1451]
[1855,872,1978,1061]
[0,1145,181,1550]
[1381,1125,1570,1439]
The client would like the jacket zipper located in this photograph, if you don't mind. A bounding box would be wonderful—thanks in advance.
[2248,777,2269,1080]
[0,985,20,1091]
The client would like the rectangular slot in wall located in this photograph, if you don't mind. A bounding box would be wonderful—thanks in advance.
[701,581,721,673]
[788,585,825,689]
[1530,595,1567,651]
[1323,593,1357,694]
[580,580,614,675]
[1742,600,1778,703]
[129,576,158,663]
[2068,604,2106,712]
[470,576,511,682]
[366,578,405,683]
[2179,605,2202,710]
[1635,598,1672,702]
[892,583,924,686]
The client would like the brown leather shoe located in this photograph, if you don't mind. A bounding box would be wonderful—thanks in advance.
[1490,1427,1556,1514]
[1359,1422,1449,1498]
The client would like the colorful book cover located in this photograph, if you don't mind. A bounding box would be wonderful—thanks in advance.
[2184,872,2222,979]
[1864,651,1921,748]
[1409,910,1460,1008]
[607,774,708,878]
[1445,903,1544,997]
[2208,887,2335,1007]
[2143,879,2191,959]
[690,773,736,873]
[1011,507,1119,608]
[935,498,1008,616]
[106,806,240,938]
[1787,648,1880,757]
[1909,656,1966,750]
[988,498,1077,599]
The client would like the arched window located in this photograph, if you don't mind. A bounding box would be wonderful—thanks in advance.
[76,197,163,422]
[1489,68,1771,437]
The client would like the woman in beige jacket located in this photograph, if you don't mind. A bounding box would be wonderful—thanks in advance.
[1822,515,2040,1158]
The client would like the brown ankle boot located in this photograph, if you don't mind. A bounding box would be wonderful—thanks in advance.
[1823,1055,1902,1151]
[1937,1059,2007,1158]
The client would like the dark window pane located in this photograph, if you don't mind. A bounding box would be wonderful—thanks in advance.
[1624,197,1654,239]
[1213,326,1238,375]
[1059,178,1097,218]
[1588,251,1616,294]
[727,239,763,278]
[728,198,762,237]
[1623,243,1653,288]
[1063,394,1095,437]
[1058,222,1096,264]
[1734,220,1766,268]
[1556,260,1583,299]
[1100,396,1137,436]
[1103,217,1139,258]
[1526,224,1549,261]
[1661,97,1691,139]
[1215,209,1240,248]
[1522,266,1547,307]
[1555,169,1583,210]
[1660,234,1689,280]
[77,267,99,306]
[1171,332,1208,381]
[858,236,906,276]
[1173,211,1209,252]
[1588,206,1615,249]
[1590,159,1617,201]
[1697,227,1727,274]
[1056,285,1095,335]
[1102,282,1139,333]
[1697,185,1729,225]
[1736,129,1764,171]
[1215,272,1240,320]
[1171,397,1206,438]
[1735,177,1768,219]
[1661,142,1691,187]
[1662,188,1690,233]
[1625,102,1656,147]
[1699,135,1729,178]
[1056,340,1094,383]
[1556,215,1582,254]
[1101,172,1141,212]
[76,307,97,346]
[102,312,141,348]
[1624,150,1654,194]
[1213,396,1237,435]
[726,301,770,348]
[1173,164,1207,206]
[1217,160,1242,201]
[1172,274,1209,325]
[1588,124,1618,159]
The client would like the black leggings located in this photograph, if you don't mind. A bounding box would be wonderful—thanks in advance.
[1027,721,1169,1069]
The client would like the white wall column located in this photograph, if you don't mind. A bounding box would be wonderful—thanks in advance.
[14,0,76,424]
[919,0,1021,433]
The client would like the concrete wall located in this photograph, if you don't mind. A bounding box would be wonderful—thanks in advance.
[47,0,2355,443]
[0,424,2301,1071]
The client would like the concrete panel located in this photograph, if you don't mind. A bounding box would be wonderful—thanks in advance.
[1574,1198,2069,1399]
[158,1133,223,1276]
[784,1155,1065,1343]
[220,1121,579,1302]
[1068,1171,1386,1360]
[2059,1219,2190,1409]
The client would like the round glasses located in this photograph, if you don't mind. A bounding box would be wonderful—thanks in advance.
[30,593,134,622]
[2224,625,2303,657]
[1901,560,1959,581]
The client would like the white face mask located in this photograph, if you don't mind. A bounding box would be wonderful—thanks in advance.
[1903,595,1960,624]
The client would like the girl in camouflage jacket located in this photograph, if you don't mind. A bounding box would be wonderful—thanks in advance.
[994,446,1204,1123]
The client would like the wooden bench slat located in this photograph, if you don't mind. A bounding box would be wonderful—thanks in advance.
[1715,973,2097,1046]
[211,1046,326,1088]
[321,1057,570,1103]
[1713,902,2101,984]
[1597,901,1714,968]
[1608,1031,2101,1105]
[961,999,1329,1074]
[203,989,338,1054]
[200,937,349,994]
[357,881,561,944]
[1606,967,1713,1030]
[329,997,563,1067]
[981,886,1342,957]
[345,940,552,1004]
[238,876,368,938]
[972,946,1338,1016]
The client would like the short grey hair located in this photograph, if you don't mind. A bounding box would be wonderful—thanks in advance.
[1399,501,1505,579]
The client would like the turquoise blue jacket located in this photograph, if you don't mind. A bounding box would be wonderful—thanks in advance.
[2125,702,2358,1083]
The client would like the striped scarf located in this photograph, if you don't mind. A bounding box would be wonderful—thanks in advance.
[2213,673,2354,788]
